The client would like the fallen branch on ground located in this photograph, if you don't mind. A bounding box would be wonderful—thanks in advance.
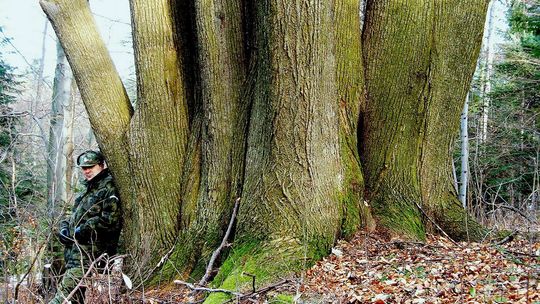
[492,230,518,246]
[174,280,243,297]
[223,279,292,303]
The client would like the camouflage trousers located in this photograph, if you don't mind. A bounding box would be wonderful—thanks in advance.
[48,267,86,304]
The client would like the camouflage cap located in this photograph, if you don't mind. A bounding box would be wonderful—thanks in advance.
[77,150,105,168]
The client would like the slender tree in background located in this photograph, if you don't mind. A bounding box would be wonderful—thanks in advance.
[40,0,490,295]
[469,0,539,219]
[62,81,76,203]
[42,38,75,297]
[480,0,497,143]
[460,93,470,209]
[46,40,72,216]
[33,21,48,112]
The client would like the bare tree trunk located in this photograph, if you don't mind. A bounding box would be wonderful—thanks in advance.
[480,0,496,143]
[40,0,134,195]
[459,93,470,208]
[34,20,49,111]
[46,40,72,216]
[204,2,345,300]
[63,80,77,203]
[166,0,249,279]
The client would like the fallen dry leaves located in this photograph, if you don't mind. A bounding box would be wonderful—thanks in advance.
[298,233,540,304]
[10,232,540,303]
[112,232,540,303]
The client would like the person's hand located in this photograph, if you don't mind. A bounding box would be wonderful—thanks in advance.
[74,226,84,241]
[58,228,72,245]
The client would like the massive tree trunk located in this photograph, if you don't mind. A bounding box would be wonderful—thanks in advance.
[41,0,490,294]
[361,0,488,241]
[225,0,343,286]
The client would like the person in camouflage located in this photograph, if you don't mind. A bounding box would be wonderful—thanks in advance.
[49,150,122,304]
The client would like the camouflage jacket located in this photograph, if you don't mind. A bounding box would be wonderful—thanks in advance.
[60,169,122,268]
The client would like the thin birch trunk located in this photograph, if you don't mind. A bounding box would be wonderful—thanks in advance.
[459,93,470,208]
[480,0,496,142]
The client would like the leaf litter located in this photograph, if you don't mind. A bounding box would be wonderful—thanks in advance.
[125,232,540,303]
[296,232,540,304]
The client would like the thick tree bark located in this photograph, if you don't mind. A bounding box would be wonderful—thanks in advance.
[202,2,345,301]
[362,0,488,240]
[162,0,249,280]
[128,0,190,267]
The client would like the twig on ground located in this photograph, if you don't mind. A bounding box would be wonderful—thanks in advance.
[199,197,241,287]
[135,236,180,291]
[243,272,256,293]
[223,279,292,303]
[501,249,540,258]
[174,280,244,297]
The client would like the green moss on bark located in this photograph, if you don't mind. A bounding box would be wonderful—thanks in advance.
[341,189,361,238]
[370,186,426,240]
[433,193,487,242]
[339,133,364,239]
[204,233,334,303]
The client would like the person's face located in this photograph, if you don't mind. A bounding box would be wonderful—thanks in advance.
[81,164,104,181]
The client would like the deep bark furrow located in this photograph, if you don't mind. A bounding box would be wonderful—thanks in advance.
[333,0,370,235]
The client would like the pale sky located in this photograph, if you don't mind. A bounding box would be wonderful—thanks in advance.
[0,0,133,80]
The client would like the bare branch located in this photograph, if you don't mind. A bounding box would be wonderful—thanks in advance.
[0,111,30,118]
[485,202,537,223]
[413,200,460,246]
[199,198,241,286]
[223,279,292,303]
[61,253,108,304]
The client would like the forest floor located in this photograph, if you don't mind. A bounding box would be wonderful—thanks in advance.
[8,229,540,303]
[136,230,540,304]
